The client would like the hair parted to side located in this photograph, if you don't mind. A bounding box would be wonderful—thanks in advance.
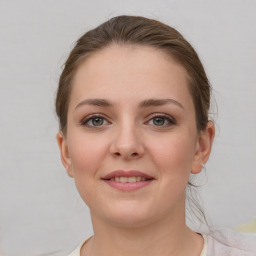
[56,15,211,135]
[55,15,212,227]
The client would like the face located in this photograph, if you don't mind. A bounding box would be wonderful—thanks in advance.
[57,45,214,227]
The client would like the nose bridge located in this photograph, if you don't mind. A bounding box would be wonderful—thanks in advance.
[111,117,144,159]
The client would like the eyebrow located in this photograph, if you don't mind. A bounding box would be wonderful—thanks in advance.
[75,98,184,110]
[75,99,113,110]
[139,98,184,109]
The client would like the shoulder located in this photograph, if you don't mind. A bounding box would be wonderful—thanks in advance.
[205,228,256,256]
[67,231,256,256]
[67,238,90,256]
[67,243,82,256]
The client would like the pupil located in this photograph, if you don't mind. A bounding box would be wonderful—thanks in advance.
[153,117,165,126]
[92,117,103,126]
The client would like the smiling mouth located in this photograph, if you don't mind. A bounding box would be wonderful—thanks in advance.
[102,170,154,181]
[102,170,154,191]
[110,176,151,182]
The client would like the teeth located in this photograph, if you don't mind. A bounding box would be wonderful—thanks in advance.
[120,177,128,182]
[128,177,136,182]
[112,176,148,183]
[136,176,141,182]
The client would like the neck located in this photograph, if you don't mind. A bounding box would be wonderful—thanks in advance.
[81,205,203,256]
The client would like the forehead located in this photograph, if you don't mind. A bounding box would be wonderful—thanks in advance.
[70,44,193,109]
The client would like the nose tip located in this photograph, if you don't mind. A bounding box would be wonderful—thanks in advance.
[110,128,144,160]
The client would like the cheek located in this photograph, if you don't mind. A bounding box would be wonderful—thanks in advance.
[148,131,196,175]
[68,134,108,177]
[67,135,108,205]
[147,133,196,205]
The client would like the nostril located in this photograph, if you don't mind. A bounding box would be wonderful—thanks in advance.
[113,152,139,157]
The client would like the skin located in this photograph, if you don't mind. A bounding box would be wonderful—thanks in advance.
[57,44,215,256]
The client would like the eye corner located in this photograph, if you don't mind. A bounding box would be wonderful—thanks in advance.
[80,114,111,128]
[146,113,176,127]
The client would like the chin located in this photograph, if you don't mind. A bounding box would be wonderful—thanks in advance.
[108,212,153,228]
[92,201,156,228]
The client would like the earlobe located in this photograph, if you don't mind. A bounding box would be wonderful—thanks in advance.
[191,121,215,174]
[56,131,74,178]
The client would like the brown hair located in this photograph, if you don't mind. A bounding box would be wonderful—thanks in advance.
[56,15,212,227]
[56,15,211,134]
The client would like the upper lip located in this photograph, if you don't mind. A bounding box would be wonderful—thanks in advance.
[102,170,154,180]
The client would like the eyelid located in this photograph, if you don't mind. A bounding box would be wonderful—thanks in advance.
[80,113,111,127]
[146,113,176,125]
[79,112,176,127]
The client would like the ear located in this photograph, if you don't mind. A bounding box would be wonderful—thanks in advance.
[56,131,74,178]
[191,121,215,174]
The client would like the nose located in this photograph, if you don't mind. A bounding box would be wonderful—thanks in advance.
[110,124,145,160]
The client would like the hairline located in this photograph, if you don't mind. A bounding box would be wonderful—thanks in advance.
[61,42,203,134]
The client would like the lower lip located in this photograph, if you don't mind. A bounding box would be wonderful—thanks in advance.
[103,180,153,191]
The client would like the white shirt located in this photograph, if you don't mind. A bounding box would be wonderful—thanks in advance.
[67,230,256,256]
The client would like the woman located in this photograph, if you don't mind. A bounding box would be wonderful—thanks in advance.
[55,15,256,256]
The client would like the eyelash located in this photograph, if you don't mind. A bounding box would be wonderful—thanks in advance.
[80,114,176,127]
[146,114,176,127]
[80,114,110,127]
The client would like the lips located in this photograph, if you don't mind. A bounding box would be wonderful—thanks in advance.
[102,170,154,191]
[102,170,154,180]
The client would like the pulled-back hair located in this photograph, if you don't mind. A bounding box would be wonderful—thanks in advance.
[56,15,211,135]
[56,15,212,227]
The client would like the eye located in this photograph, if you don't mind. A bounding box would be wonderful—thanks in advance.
[81,115,109,127]
[147,115,175,126]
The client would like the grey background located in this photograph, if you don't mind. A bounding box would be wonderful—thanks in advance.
[0,0,255,255]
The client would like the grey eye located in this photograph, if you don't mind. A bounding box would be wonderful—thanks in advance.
[147,115,175,127]
[152,117,166,126]
[90,117,105,126]
[81,114,110,127]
